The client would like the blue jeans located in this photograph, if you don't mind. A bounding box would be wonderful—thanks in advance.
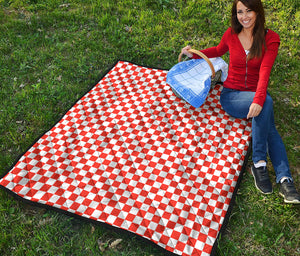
[220,87,292,183]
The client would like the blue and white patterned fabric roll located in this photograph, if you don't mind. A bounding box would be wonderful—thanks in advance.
[167,58,228,108]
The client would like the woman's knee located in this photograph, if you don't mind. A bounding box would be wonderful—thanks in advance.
[262,95,274,112]
[220,89,254,118]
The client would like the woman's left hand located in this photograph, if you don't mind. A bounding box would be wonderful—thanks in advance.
[247,103,262,119]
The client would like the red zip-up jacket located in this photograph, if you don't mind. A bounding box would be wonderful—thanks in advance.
[192,27,280,107]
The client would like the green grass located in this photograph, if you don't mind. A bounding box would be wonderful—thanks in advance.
[0,0,299,255]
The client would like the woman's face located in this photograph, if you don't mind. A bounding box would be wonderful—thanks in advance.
[236,1,257,30]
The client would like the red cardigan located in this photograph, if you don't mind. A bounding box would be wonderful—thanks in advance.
[192,27,280,107]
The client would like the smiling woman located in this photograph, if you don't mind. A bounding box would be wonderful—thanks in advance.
[181,0,300,204]
[231,0,266,60]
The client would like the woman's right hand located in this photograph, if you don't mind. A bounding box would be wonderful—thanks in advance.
[181,45,193,58]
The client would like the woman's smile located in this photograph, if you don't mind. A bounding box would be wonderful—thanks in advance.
[236,1,257,30]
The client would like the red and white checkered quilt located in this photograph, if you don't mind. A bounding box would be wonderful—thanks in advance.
[0,61,251,256]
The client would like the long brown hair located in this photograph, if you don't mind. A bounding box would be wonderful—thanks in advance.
[231,0,266,59]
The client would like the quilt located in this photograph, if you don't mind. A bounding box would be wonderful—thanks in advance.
[0,61,252,256]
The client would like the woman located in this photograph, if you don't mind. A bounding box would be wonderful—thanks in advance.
[181,0,300,204]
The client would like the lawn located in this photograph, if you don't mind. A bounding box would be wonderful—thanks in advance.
[0,0,299,255]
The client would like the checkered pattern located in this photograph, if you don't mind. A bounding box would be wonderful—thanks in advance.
[0,61,251,256]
